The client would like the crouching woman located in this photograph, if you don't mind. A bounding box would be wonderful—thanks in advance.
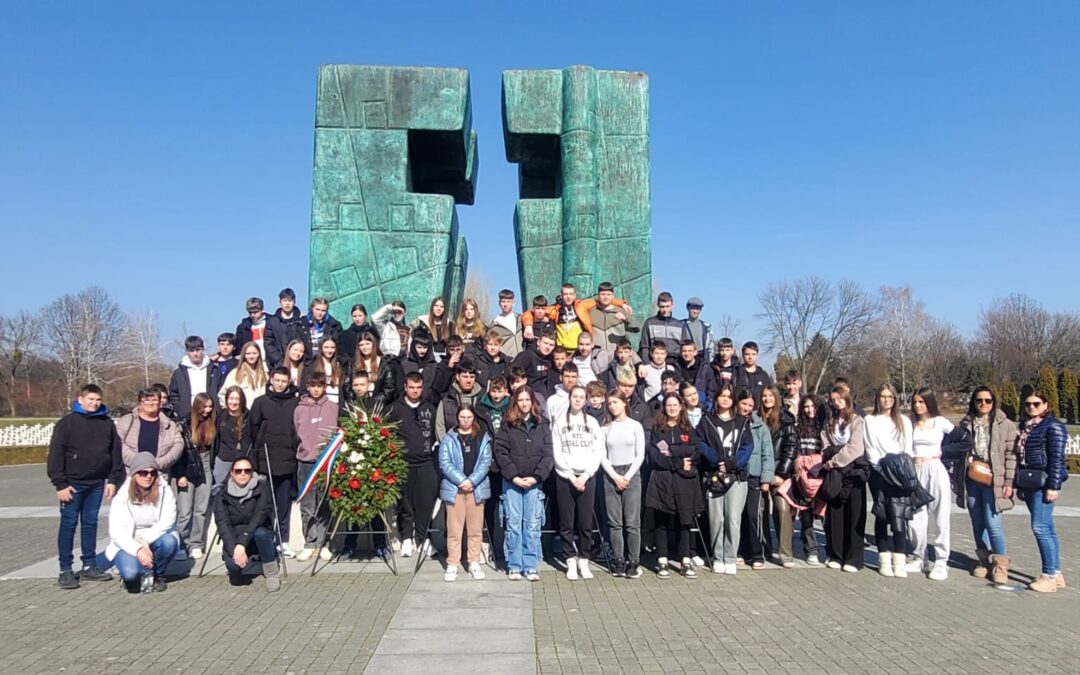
[214,457,282,591]
[95,453,180,593]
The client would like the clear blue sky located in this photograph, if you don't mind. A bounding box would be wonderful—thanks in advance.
[2,2,1078,363]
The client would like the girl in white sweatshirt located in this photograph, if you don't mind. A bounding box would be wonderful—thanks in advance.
[863,384,914,578]
[552,385,605,580]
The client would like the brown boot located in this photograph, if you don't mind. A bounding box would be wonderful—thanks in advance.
[1029,573,1057,593]
[971,549,991,579]
[989,554,1010,585]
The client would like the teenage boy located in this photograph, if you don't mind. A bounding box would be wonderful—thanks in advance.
[680,297,714,364]
[522,283,631,351]
[649,372,682,415]
[615,373,653,432]
[48,384,124,589]
[266,288,307,367]
[303,297,344,359]
[639,291,682,361]
[235,297,268,360]
[293,372,337,562]
[545,362,580,421]
[510,330,556,397]
[735,341,773,404]
[546,346,570,394]
[390,373,438,558]
[676,340,717,407]
[248,367,300,558]
[571,332,599,387]
[710,337,740,389]
[476,330,508,390]
[435,358,484,441]
[508,366,547,414]
[520,295,553,349]
[209,333,239,382]
[600,338,642,390]
[476,375,511,567]
[339,369,372,419]
[589,281,634,354]
[429,335,465,403]
[782,369,803,417]
[168,336,224,421]
[637,342,677,403]
[490,289,523,358]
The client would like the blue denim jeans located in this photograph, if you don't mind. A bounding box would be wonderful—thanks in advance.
[223,526,279,574]
[502,482,544,574]
[1024,488,1060,575]
[966,478,1007,555]
[97,531,180,581]
[57,482,105,572]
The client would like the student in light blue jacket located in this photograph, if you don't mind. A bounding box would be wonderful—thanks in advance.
[438,404,493,582]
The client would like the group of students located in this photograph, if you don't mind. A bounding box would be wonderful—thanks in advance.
[45,284,1069,594]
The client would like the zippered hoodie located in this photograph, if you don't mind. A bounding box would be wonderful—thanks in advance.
[104,475,177,560]
[294,394,339,462]
[552,411,605,480]
[47,401,124,490]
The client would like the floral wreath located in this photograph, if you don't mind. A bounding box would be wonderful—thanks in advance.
[321,403,408,525]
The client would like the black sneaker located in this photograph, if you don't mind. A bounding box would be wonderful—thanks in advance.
[79,567,113,582]
[152,575,168,593]
[625,563,642,579]
[57,570,80,590]
[610,559,625,577]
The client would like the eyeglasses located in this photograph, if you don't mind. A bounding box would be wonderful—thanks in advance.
[135,470,159,478]
[1024,401,1044,408]
[975,398,994,404]
[231,468,253,475]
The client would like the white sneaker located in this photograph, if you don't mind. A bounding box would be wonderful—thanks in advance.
[190,548,204,560]
[712,561,725,574]
[278,545,295,559]
[444,565,458,582]
[842,564,859,573]
[806,553,822,567]
[724,563,737,576]
[391,537,402,552]
[578,558,594,580]
[400,539,415,558]
[826,559,842,570]
[175,549,188,561]
[296,548,314,562]
[904,558,925,574]
[508,570,523,581]
[928,561,949,581]
[692,556,705,567]
[566,557,579,580]
[468,562,486,580]
[525,571,540,582]
[422,541,436,557]
[319,547,333,561]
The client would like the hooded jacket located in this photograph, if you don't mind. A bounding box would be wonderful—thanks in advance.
[168,355,225,421]
[247,385,299,476]
[476,392,511,437]
[510,347,555,397]
[475,350,508,390]
[47,401,124,490]
[265,308,307,367]
[294,394,338,462]
[438,429,493,504]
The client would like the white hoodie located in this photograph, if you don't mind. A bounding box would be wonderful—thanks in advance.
[181,354,210,404]
[552,410,604,480]
[105,476,177,559]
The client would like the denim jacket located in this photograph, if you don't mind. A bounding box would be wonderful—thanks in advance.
[438,430,493,504]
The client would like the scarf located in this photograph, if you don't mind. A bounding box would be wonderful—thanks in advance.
[827,420,851,447]
[1016,415,1045,464]
[227,473,262,502]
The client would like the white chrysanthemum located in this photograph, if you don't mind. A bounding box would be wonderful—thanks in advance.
[348,451,363,464]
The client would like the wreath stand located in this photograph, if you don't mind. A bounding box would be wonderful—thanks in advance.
[309,505,398,577]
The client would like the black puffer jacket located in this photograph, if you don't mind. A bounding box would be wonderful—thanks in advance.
[265,309,307,368]
[247,385,299,476]
[371,356,403,408]
[213,476,273,552]
[644,425,704,524]
[773,409,798,479]
[871,453,933,530]
[493,417,554,483]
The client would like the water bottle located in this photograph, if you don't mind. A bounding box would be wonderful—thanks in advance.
[140,572,154,594]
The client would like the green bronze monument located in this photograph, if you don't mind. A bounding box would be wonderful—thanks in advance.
[503,65,652,315]
[308,65,476,320]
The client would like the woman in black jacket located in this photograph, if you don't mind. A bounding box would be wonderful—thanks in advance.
[174,393,215,561]
[493,385,554,582]
[352,330,403,408]
[213,457,281,592]
[213,385,249,485]
[762,386,798,568]
[644,394,703,578]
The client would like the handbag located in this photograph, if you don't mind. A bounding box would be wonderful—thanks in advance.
[966,459,993,487]
[1014,468,1047,491]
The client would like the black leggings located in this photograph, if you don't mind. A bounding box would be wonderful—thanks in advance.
[654,511,691,560]
[870,472,907,553]
[556,475,597,559]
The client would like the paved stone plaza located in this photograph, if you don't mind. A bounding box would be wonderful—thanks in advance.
[1,463,1077,674]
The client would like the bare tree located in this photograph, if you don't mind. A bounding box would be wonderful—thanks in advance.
[975,294,1080,384]
[875,285,934,401]
[757,276,876,394]
[711,314,742,345]
[0,311,39,416]
[123,308,164,387]
[39,287,128,398]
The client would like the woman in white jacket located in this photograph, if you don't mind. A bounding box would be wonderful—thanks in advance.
[95,452,180,593]
[863,384,914,578]
[552,384,604,580]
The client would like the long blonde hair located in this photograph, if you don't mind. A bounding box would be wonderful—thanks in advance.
[455,298,487,340]
[129,474,160,505]
[283,339,307,384]
[314,337,343,386]
[235,342,267,390]
[353,332,381,382]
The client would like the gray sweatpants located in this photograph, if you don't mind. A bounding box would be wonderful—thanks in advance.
[176,453,213,550]
[297,461,329,548]
[708,480,748,565]
[603,467,642,564]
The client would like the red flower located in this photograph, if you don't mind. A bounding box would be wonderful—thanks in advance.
[336,464,347,475]
[379,428,390,438]
[372,416,382,424]
[680,434,689,443]
[351,505,362,513]
[348,477,361,490]
[389,449,398,459]
[329,487,342,500]
[385,474,397,485]
[370,469,383,482]
[388,441,397,451]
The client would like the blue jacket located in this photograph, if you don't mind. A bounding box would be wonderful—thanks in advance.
[438,429,493,504]
[1020,416,1069,491]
